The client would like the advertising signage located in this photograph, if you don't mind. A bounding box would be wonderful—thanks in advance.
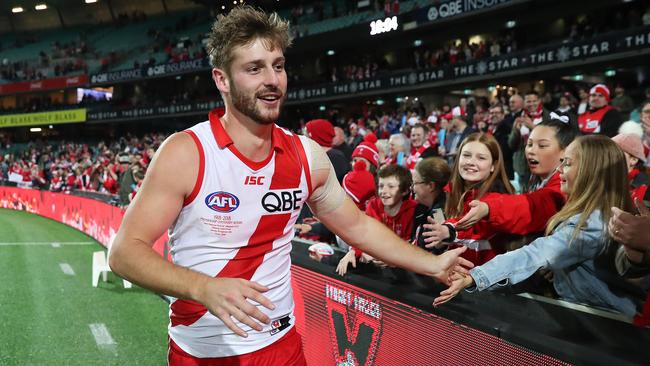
[0,108,86,128]
[89,58,211,85]
[284,26,650,102]
[83,26,650,120]
[86,100,224,122]
[417,0,513,24]
[0,75,88,95]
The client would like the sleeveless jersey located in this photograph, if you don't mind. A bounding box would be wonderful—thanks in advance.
[578,105,613,134]
[167,110,313,358]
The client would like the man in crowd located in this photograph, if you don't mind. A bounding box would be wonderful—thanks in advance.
[305,119,349,183]
[405,123,436,170]
[108,6,471,365]
[443,112,474,165]
[578,83,623,137]
[611,85,635,120]
[488,104,514,179]
[332,126,353,161]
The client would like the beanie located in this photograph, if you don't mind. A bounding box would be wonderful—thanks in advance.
[590,84,610,101]
[613,133,646,163]
[306,119,335,147]
[342,160,376,209]
[352,141,379,168]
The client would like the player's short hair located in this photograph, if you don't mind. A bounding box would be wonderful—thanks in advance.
[206,6,292,74]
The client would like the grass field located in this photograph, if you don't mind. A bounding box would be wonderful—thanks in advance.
[0,209,168,365]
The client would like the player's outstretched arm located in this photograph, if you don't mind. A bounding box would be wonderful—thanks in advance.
[306,142,473,284]
[108,132,273,337]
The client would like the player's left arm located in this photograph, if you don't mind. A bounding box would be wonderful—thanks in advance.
[304,140,472,283]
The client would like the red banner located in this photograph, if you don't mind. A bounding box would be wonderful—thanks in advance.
[0,75,88,95]
[0,187,168,257]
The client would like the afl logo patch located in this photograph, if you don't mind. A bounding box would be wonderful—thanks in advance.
[205,191,240,213]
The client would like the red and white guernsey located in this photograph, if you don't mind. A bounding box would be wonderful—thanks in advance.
[167,110,313,358]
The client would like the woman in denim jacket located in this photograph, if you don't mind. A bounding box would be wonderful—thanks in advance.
[436,135,639,317]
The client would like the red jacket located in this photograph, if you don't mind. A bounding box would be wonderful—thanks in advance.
[353,197,417,258]
[365,197,417,241]
[480,172,565,235]
[445,190,511,265]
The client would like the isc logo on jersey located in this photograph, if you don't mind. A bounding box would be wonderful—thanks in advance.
[205,191,240,213]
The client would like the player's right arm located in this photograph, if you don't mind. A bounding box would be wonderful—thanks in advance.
[108,132,273,337]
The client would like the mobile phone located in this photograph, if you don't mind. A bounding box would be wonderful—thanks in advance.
[431,208,445,223]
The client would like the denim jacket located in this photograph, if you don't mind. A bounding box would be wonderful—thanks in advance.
[470,210,638,317]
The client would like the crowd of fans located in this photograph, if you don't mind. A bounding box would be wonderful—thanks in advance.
[298,81,650,324]
[1,80,650,322]
[0,132,167,205]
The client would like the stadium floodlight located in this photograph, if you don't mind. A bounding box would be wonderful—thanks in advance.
[85,0,98,3]
[35,4,48,10]
[12,7,24,13]
[605,69,616,77]
[326,50,335,56]
[319,105,326,111]
[506,20,516,29]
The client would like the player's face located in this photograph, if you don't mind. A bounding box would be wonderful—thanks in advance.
[226,38,287,125]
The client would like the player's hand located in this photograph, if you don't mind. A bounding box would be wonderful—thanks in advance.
[455,200,489,229]
[430,246,474,286]
[422,216,450,248]
[199,277,275,338]
[433,272,474,306]
[336,250,357,276]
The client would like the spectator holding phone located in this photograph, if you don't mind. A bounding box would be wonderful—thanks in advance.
[411,157,451,251]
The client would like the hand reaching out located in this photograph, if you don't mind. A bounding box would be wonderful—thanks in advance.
[430,246,474,286]
[422,216,451,248]
[455,200,489,229]
[336,250,357,276]
[433,272,474,306]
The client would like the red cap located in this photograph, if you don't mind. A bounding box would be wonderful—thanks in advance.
[343,160,376,209]
[590,84,610,101]
[352,141,379,168]
[306,119,335,147]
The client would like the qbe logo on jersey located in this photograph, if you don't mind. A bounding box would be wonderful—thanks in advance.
[205,191,240,213]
